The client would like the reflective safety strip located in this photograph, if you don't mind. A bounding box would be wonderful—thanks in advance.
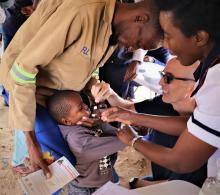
[10,62,36,84]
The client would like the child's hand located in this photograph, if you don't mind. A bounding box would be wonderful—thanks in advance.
[77,116,101,127]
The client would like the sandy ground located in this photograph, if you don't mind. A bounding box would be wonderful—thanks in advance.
[0,95,151,195]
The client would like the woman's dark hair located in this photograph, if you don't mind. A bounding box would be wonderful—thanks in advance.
[156,0,220,41]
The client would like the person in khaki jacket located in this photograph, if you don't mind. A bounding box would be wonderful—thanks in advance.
[0,0,162,177]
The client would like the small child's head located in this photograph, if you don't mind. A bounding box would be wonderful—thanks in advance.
[47,90,90,125]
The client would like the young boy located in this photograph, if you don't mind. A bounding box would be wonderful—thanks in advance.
[47,90,125,195]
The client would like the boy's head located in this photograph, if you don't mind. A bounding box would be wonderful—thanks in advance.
[47,90,90,126]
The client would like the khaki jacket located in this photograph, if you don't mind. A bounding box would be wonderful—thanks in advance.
[0,0,117,131]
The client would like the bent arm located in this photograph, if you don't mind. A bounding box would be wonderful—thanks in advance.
[130,113,188,136]
[102,107,187,136]
[132,129,216,173]
[74,135,125,163]
[91,81,135,110]
[107,90,135,110]
[8,5,82,131]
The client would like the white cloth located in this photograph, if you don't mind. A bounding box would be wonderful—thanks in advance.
[132,49,148,63]
[187,63,220,177]
[133,62,163,93]
[134,0,143,3]
[0,7,6,23]
[207,150,220,177]
[0,0,14,9]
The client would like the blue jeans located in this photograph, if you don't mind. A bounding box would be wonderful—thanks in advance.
[68,181,97,195]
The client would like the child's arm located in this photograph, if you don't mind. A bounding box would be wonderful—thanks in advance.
[66,126,125,163]
[100,123,118,136]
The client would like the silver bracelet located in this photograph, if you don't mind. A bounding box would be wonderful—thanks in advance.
[131,136,143,147]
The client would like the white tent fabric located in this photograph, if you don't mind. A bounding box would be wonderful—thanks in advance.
[133,62,164,94]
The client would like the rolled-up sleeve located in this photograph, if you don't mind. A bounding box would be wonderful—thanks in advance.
[132,49,148,62]
[9,5,82,131]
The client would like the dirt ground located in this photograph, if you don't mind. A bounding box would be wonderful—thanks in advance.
[0,96,151,195]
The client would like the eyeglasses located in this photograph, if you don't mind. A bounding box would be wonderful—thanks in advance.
[159,71,195,84]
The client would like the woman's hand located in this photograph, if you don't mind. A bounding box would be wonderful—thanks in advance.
[91,81,113,103]
[117,125,136,146]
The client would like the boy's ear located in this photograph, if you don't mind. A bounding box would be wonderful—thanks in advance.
[61,118,72,126]
[134,13,149,24]
[195,30,209,47]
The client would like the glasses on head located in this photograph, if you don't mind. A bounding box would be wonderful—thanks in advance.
[159,71,195,84]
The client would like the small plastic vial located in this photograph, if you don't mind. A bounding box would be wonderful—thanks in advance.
[199,158,220,195]
[90,102,107,118]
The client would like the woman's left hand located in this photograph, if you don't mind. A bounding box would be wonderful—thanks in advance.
[117,125,136,146]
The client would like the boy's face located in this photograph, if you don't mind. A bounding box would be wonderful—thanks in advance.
[62,95,90,125]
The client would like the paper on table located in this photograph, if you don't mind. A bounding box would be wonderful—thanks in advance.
[92,181,140,195]
[134,180,200,195]
[133,62,163,94]
[19,156,79,195]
